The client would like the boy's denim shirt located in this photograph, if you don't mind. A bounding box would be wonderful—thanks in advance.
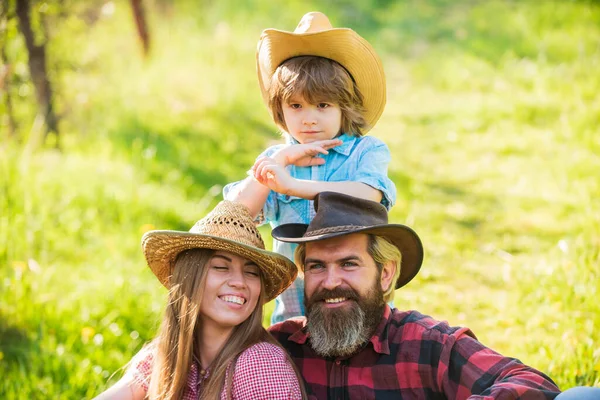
[223,133,397,323]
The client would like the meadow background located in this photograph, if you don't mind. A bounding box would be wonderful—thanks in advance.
[1,0,599,398]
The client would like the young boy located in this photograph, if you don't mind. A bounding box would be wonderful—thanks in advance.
[224,11,396,323]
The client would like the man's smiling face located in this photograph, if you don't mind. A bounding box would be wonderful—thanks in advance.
[302,233,392,357]
[303,233,382,307]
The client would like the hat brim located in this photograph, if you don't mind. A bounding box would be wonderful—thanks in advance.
[142,230,298,302]
[272,223,423,289]
[257,28,386,132]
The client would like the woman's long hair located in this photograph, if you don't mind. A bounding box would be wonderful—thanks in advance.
[147,248,307,399]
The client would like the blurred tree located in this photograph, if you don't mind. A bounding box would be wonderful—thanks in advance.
[15,0,60,148]
[130,0,150,57]
[0,3,18,139]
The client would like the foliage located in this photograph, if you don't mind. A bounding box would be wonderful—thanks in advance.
[1,0,599,397]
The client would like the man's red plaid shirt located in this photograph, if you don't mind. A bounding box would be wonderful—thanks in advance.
[269,306,561,399]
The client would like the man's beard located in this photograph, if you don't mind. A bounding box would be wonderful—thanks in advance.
[304,282,385,358]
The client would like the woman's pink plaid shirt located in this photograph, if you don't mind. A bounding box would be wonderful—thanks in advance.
[127,341,302,399]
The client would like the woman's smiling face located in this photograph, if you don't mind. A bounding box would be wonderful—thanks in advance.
[199,251,262,333]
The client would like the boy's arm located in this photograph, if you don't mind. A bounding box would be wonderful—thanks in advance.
[288,178,383,202]
[226,139,343,218]
[253,157,382,201]
[253,137,394,205]
[224,176,271,219]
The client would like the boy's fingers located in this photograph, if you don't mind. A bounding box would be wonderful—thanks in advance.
[251,168,262,182]
[251,156,268,171]
[308,157,326,166]
[259,160,277,176]
[255,156,274,170]
[261,164,278,180]
[316,139,339,144]
[324,143,342,150]
[311,140,332,147]
[252,173,264,185]
[254,161,268,179]
[254,174,265,185]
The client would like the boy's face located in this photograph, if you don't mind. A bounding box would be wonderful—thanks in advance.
[282,96,342,143]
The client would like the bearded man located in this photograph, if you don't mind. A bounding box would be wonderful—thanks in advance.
[268,192,597,400]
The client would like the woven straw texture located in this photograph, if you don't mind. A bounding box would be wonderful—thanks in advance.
[142,201,297,302]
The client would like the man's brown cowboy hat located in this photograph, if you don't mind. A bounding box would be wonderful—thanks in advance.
[272,192,423,289]
[256,11,386,132]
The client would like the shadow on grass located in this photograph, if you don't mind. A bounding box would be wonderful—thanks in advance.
[108,102,277,203]
[0,317,34,366]
[413,174,501,235]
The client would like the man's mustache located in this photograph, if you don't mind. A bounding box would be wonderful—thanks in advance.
[309,287,360,304]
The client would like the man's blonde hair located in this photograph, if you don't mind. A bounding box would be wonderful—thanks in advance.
[268,56,368,137]
[295,234,402,303]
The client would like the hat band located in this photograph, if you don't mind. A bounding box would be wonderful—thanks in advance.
[305,225,366,237]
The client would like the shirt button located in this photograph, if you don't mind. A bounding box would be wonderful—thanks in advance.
[285,195,290,200]
[335,360,341,365]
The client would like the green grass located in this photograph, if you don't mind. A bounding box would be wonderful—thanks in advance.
[1,0,599,397]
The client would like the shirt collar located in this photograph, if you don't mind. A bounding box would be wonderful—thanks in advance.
[287,305,392,356]
[187,361,199,390]
[369,305,392,355]
[289,320,310,344]
[187,360,210,391]
[284,133,357,157]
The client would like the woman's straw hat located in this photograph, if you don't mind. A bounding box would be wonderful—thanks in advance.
[256,11,386,132]
[142,201,297,302]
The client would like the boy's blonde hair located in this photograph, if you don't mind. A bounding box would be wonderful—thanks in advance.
[268,56,368,137]
[294,234,402,303]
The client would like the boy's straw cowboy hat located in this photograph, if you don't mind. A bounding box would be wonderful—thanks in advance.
[257,11,386,132]
[272,192,424,289]
[142,201,297,302]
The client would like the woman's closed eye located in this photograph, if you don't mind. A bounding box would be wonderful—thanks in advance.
[244,268,260,277]
[212,265,229,271]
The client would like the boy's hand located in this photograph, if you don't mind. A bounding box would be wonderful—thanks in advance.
[251,156,298,195]
[273,139,343,167]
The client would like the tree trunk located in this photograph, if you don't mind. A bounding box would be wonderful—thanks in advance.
[0,7,17,139]
[15,0,59,147]
[130,0,150,57]
[0,45,18,139]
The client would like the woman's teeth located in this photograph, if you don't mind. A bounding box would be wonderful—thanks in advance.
[221,295,245,305]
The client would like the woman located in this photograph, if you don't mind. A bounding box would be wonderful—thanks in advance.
[95,201,306,399]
